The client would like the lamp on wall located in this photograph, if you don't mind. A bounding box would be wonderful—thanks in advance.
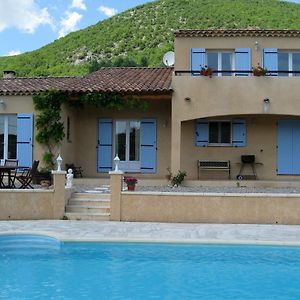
[263,98,270,113]
[0,99,6,110]
[255,41,259,51]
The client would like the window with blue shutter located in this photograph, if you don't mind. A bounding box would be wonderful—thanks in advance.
[140,119,156,173]
[191,48,206,75]
[235,48,251,76]
[17,113,33,168]
[232,119,246,147]
[97,119,112,173]
[263,48,278,76]
[195,120,209,147]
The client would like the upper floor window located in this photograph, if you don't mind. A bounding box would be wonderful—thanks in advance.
[207,52,234,76]
[191,48,251,77]
[278,52,300,76]
[263,48,300,76]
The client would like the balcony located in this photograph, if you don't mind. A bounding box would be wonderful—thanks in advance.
[172,70,300,121]
[175,70,300,76]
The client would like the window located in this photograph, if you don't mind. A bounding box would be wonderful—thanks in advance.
[278,52,300,76]
[0,115,17,161]
[207,52,234,76]
[208,121,231,145]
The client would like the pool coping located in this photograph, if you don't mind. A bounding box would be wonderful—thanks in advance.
[1,221,300,246]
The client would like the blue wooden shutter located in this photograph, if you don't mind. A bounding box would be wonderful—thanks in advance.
[232,119,246,147]
[235,48,251,76]
[191,48,206,75]
[263,48,278,76]
[292,121,300,174]
[140,119,156,173]
[97,119,112,173]
[277,120,293,174]
[195,120,208,147]
[17,113,33,168]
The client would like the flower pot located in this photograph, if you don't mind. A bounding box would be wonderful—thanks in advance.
[165,174,171,181]
[127,184,135,191]
[40,180,50,189]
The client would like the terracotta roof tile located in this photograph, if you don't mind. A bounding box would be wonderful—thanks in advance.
[174,29,300,38]
[0,67,173,96]
[85,67,173,94]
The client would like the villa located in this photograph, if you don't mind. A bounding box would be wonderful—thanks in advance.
[1,29,300,223]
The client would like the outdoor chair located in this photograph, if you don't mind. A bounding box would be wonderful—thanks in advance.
[15,160,39,189]
[65,163,83,178]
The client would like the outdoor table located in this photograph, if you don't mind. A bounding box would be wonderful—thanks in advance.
[0,166,27,189]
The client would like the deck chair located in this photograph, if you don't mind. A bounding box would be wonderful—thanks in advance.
[15,160,39,189]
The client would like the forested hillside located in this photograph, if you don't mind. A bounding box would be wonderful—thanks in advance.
[0,0,300,76]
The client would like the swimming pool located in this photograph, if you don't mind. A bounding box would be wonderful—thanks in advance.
[1,235,300,299]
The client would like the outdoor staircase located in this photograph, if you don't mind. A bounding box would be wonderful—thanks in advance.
[65,192,110,221]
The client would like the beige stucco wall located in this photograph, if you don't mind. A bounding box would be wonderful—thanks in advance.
[174,36,300,70]
[0,190,54,220]
[71,97,171,178]
[0,171,67,220]
[120,192,300,224]
[60,103,77,167]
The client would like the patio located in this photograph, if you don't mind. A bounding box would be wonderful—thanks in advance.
[1,220,300,246]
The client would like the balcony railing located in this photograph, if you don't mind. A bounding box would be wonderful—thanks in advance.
[175,70,300,76]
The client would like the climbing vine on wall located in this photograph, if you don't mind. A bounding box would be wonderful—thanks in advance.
[33,89,68,170]
[77,92,149,111]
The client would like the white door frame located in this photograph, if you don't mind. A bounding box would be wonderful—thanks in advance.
[114,120,141,172]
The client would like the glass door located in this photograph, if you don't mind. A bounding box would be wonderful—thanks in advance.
[115,120,141,172]
[0,115,17,164]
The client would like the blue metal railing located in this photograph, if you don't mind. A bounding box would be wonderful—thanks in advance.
[175,70,300,76]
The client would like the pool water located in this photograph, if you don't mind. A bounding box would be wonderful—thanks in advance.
[1,235,300,299]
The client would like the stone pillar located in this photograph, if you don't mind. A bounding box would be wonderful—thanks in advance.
[171,120,182,175]
[109,171,124,221]
[52,171,66,219]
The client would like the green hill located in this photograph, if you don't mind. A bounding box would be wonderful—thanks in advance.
[1,0,300,76]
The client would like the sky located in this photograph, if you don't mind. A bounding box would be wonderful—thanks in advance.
[0,0,299,57]
[0,0,153,57]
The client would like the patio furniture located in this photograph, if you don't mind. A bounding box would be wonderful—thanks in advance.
[236,155,263,180]
[197,160,231,179]
[65,163,83,178]
[15,160,39,189]
[2,159,18,188]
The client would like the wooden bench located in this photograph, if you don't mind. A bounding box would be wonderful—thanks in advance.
[197,160,231,179]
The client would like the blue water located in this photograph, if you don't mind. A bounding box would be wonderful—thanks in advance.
[1,236,300,299]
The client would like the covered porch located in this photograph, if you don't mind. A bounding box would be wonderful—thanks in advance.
[171,114,300,181]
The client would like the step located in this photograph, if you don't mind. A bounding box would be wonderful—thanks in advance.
[72,193,110,200]
[66,205,110,214]
[64,212,110,221]
[69,199,110,207]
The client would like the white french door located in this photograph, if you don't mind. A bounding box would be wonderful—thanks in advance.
[114,120,141,172]
[0,115,17,163]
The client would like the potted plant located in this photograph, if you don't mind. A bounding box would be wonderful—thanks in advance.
[124,176,138,191]
[200,65,213,77]
[171,170,187,187]
[165,167,172,181]
[252,64,268,76]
